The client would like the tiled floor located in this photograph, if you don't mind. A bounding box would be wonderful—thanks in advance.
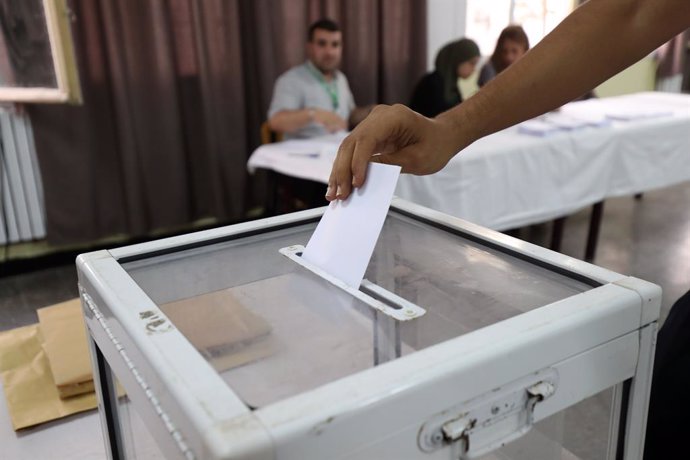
[521,181,690,323]
[1,180,689,459]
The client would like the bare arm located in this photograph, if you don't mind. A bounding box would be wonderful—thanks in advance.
[327,0,690,200]
[269,108,347,134]
[268,109,315,134]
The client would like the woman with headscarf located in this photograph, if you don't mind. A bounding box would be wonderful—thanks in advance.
[478,25,530,87]
[409,38,481,118]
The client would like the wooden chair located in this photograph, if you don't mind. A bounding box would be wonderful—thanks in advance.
[260,121,283,145]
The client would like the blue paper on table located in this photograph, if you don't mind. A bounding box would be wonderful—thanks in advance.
[518,119,562,137]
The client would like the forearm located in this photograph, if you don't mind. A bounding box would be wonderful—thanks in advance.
[268,109,314,133]
[441,0,690,150]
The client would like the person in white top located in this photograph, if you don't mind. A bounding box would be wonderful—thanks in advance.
[267,19,370,140]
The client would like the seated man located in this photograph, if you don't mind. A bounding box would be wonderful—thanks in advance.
[267,18,369,139]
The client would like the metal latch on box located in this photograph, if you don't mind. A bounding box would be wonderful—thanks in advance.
[418,369,558,458]
[279,245,426,321]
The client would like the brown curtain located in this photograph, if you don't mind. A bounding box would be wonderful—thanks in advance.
[27,0,426,245]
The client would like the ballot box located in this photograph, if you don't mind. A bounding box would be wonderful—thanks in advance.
[77,198,659,460]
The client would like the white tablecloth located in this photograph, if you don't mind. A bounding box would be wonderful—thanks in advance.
[247,131,346,183]
[398,92,690,230]
[248,92,690,231]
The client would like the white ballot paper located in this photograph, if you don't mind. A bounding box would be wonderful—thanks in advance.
[302,163,401,288]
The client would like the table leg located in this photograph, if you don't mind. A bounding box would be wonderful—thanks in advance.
[266,171,279,216]
[550,216,567,252]
[585,201,605,262]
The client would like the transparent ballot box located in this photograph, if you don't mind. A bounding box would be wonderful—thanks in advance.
[77,198,659,460]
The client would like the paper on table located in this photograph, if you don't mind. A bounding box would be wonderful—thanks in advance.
[302,162,401,288]
[160,289,277,373]
[37,299,94,398]
[605,108,673,121]
[0,324,97,430]
[517,119,561,137]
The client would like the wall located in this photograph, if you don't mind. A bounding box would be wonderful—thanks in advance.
[595,56,657,97]
[427,0,467,71]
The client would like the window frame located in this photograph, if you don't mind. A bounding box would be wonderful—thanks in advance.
[0,0,81,104]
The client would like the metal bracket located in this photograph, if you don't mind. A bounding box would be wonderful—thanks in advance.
[279,245,426,321]
[418,369,558,458]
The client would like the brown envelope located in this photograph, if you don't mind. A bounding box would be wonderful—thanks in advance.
[0,324,97,430]
[160,289,276,372]
[37,299,94,398]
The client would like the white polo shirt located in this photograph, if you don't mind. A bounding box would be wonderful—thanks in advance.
[268,60,356,139]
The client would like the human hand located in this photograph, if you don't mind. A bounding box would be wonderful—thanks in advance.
[314,109,347,133]
[326,104,466,201]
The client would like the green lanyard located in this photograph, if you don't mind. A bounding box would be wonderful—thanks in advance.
[306,63,339,110]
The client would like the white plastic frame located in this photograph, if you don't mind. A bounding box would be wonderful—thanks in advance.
[78,198,660,460]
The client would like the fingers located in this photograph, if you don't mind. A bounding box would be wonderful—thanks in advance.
[350,137,377,188]
[325,117,347,133]
[325,169,336,201]
[315,110,346,132]
[327,104,419,201]
[326,135,354,201]
[327,133,378,201]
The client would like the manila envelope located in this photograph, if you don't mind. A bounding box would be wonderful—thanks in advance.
[160,289,276,372]
[0,324,97,430]
[37,299,94,398]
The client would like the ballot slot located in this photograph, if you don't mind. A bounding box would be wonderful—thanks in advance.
[279,244,426,366]
[279,245,426,322]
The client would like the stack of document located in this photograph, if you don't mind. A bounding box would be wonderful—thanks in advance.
[518,112,609,136]
[0,299,100,430]
[605,108,673,121]
[517,119,563,137]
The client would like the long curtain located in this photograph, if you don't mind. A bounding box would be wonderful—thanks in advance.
[27,0,427,244]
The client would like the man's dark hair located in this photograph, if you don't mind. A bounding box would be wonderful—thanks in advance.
[308,18,340,42]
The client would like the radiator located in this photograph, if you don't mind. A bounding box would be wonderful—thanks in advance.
[0,109,46,245]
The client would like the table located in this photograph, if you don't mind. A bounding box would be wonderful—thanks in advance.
[248,92,690,258]
[0,380,168,459]
[394,92,690,231]
[0,380,105,460]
